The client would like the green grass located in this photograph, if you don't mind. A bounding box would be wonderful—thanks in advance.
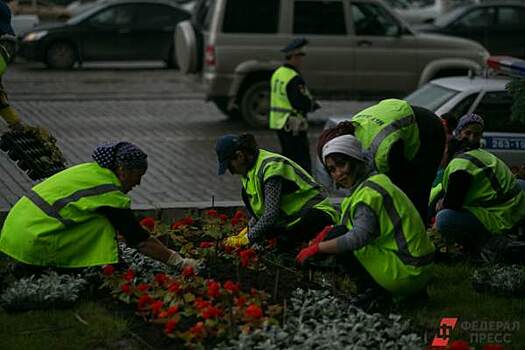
[0,301,131,350]
[398,264,525,348]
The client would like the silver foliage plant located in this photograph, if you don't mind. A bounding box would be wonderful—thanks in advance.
[472,264,525,297]
[1,271,87,307]
[220,289,423,350]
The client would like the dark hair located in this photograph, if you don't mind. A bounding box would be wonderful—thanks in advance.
[236,133,258,157]
[317,121,355,161]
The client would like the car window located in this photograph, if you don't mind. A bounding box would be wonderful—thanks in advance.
[222,0,279,33]
[136,4,189,27]
[193,0,215,30]
[89,4,135,26]
[454,7,495,27]
[293,0,346,35]
[474,91,525,132]
[497,6,525,27]
[447,93,478,121]
[351,2,400,36]
[404,83,459,112]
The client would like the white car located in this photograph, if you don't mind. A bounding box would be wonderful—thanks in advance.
[315,75,525,190]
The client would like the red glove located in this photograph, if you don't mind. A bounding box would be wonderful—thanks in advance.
[310,225,334,245]
[296,243,320,266]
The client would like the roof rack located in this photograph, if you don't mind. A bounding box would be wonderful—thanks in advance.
[487,56,525,79]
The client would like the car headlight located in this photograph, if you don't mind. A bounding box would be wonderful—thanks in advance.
[23,31,48,42]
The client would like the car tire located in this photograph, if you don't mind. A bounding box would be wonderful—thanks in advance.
[45,42,76,69]
[239,80,271,128]
[175,20,203,74]
[212,97,242,120]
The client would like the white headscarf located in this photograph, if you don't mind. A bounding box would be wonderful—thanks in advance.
[322,135,366,164]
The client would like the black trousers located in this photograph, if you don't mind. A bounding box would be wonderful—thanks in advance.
[276,208,335,251]
[277,129,311,174]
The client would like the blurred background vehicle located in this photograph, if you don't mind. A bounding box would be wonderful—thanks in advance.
[415,2,525,58]
[11,14,39,37]
[17,0,191,69]
[175,0,488,128]
[314,72,525,189]
[8,0,69,21]
[63,0,195,19]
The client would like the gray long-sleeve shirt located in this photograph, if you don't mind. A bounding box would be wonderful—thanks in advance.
[335,204,378,253]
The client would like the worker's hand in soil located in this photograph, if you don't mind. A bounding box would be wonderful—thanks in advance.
[296,242,320,266]
[224,227,249,248]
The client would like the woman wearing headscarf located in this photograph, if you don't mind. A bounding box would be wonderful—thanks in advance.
[298,135,435,304]
[216,133,338,251]
[317,100,446,223]
[0,142,199,271]
[434,134,525,257]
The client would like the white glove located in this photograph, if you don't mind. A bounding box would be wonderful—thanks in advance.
[166,251,202,271]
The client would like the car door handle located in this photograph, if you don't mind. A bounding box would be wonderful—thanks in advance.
[357,40,372,47]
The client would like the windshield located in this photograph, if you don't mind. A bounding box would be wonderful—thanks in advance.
[433,7,466,27]
[405,83,459,111]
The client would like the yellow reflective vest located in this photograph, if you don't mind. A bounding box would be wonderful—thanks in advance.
[0,162,131,268]
[340,174,435,297]
[352,99,420,174]
[241,149,338,229]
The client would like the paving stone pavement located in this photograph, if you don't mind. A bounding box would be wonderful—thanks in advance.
[0,62,374,211]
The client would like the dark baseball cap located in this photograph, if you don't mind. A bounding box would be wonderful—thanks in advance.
[0,2,15,36]
[215,134,240,175]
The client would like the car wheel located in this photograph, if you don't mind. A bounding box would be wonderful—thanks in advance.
[46,42,76,69]
[212,97,242,120]
[239,80,270,128]
[175,20,203,74]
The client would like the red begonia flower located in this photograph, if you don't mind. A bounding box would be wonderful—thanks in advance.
[123,269,135,282]
[224,280,240,293]
[207,209,218,217]
[235,296,246,307]
[150,300,164,315]
[207,280,221,298]
[154,273,168,285]
[449,340,471,350]
[120,283,132,295]
[200,241,214,249]
[102,265,115,276]
[168,282,181,293]
[245,303,263,319]
[165,319,178,334]
[138,294,152,309]
[201,306,222,319]
[137,283,151,292]
[140,217,156,231]
[182,266,194,278]
[182,216,193,225]
[190,321,206,336]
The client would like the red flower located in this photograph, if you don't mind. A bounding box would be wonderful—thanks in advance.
[449,340,471,350]
[207,280,221,298]
[137,283,151,293]
[182,266,194,278]
[482,345,504,350]
[200,241,214,249]
[168,282,181,293]
[154,273,168,285]
[190,321,206,336]
[194,298,212,310]
[138,294,152,309]
[207,209,218,217]
[164,319,178,334]
[245,303,263,319]
[250,288,258,297]
[120,283,132,295]
[201,306,222,319]
[182,216,193,225]
[224,280,240,293]
[231,218,239,226]
[150,300,164,315]
[166,305,179,317]
[123,269,135,282]
[233,210,246,220]
[239,248,256,267]
[235,296,246,307]
[219,214,228,223]
[102,265,115,276]
[171,221,184,230]
[140,216,156,231]
[223,244,235,254]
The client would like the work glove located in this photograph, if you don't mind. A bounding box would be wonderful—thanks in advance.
[310,225,334,246]
[167,250,202,271]
[296,242,320,266]
[224,227,250,248]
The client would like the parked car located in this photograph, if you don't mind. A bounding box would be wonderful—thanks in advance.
[383,0,453,24]
[313,74,525,190]
[63,0,195,19]
[175,0,489,128]
[415,2,525,58]
[18,0,191,69]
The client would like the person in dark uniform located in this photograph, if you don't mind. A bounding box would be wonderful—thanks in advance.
[269,38,320,174]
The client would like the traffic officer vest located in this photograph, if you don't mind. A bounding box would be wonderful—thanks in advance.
[0,162,131,268]
[443,149,525,234]
[269,66,309,130]
[241,149,337,229]
[340,174,435,297]
[352,99,420,174]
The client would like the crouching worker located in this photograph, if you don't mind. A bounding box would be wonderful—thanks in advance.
[434,138,525,259]
[297,135,435,304]
[216,134,337,252]
[0,142,200,272]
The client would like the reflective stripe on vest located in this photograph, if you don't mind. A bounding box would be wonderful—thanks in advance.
[368,114,416,165]
[362,180,434,267]
[26,184,120,227]
[269,66,300,130]
[456,153,521,207]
